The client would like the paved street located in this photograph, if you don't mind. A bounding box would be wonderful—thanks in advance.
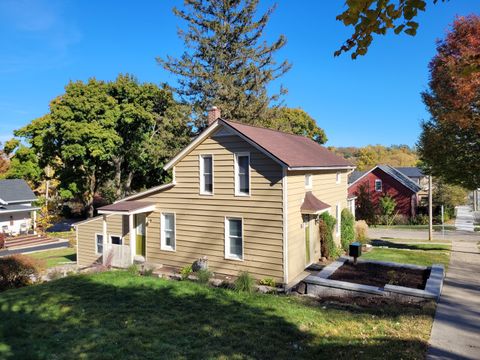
[0,240,70,257]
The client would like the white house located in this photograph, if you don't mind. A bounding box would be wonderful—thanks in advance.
[0,179,39,236]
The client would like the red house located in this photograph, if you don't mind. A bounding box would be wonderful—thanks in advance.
[348,165,422,218]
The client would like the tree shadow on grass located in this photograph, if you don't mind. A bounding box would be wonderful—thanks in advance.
[370,240,450,252]
[0,273,433,360]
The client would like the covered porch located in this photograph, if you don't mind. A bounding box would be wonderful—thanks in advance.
[97,201,156,267]
[0,204,39,236]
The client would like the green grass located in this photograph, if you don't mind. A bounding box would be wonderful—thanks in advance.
[0,271,435,359]
[28,248,76,268]
[363,241,451,268]
[46,230,75,240]
[374,225,456,231]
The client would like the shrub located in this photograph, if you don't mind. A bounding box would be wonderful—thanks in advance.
[0,255,45,291]
[355,220,369,244]
[180,265,193,280]
[355,183,376,225]
[340,208,355,251]
[196,269,212,284]
[258,277,276,287]
[392,214,409,225]
[234,271,255,293]
[0,234,5,249]
[410,214,429,225]
[127,264,139,276]
[319,212,336,259]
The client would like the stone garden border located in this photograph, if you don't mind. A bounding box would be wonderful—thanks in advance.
[304,257,444,303]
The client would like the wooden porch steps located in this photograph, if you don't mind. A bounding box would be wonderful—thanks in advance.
[4,234,56,249]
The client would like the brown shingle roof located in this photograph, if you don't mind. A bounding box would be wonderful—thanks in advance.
[300,192,331,214]
[97,201,156,213]
[222,120,352,168]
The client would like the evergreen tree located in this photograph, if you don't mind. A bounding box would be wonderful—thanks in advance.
[158,0,290,130]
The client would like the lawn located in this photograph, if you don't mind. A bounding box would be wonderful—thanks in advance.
[28,247,76,268]
[0,271,435,360]
[363,241,451,268]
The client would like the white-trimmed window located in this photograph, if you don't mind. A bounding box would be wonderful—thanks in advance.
[234,153,250,196]
[110,235,122,245]
[95,233,103,254]
[225,217,243,260]
[305,174,312,189]
[161,213,176,251]
[336,203,341,236]
[336,172,341,184]
[375,179,382,192]
[200,154,213,195]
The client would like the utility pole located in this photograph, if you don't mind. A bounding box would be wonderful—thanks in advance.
[428,175,433,241]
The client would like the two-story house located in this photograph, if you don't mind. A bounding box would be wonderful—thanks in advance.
[75,109,354,285]
[0,179,39,236]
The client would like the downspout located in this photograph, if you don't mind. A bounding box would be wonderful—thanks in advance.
[282,167,289,286]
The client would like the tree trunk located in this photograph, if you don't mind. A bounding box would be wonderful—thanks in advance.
[112,156,123,200]
[85,173,97,218]
[124,171,134,196]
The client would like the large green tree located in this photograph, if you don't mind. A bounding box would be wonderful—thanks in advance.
[418,15,480,189]
[158,0,290,129]
[264,107,327,144]
[15,75,190,217]
[2,139,42,188]
[336,0,446,59]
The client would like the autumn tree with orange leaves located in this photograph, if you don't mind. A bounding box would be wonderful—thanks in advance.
[418,15,480,189]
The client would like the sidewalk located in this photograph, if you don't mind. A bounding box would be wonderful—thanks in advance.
[427,238,480,359]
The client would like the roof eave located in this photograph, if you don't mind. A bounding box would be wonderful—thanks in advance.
[97,204,156,215]
[288,165,356,171]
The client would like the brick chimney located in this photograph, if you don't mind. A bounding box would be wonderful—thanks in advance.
[207,106,221,125]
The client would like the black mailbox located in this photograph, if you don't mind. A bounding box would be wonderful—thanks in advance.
[349,242,362,258]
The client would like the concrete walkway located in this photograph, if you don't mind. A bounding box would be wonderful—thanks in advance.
[455,206,475,232]
[427,238,480,359]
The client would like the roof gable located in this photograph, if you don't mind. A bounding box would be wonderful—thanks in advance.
[0,179,37,204]
[348,165,421,193]
[164,119,354,171]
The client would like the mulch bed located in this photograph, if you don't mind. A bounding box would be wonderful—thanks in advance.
[328,261,431,289]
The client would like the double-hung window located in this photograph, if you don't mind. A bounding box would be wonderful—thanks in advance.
[375,179,382,192]
[161,213,176,251]
[95,234,103,254]
[225,218,243,260]
[336,172,341,184]
[235,153,250,196]
[200,155,213,195]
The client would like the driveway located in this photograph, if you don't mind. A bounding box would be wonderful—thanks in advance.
[427,237,480,359]
[454,206,475,232]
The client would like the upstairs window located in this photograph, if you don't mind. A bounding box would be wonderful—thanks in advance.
[305,174,312,189]
[225,217,243,260]
[336,172,341,184]
[235,153,250,196]
[200,155,213,195]
[375,179,382,192]
[161,213,176,251]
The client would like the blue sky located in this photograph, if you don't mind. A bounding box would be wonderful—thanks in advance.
[0,0,477,147]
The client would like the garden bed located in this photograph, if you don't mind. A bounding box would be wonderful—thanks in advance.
[329,260,430,289]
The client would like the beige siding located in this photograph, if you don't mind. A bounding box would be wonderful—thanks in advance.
[129,134,284,281]
[287,170,350,281]
[76,215,127,266]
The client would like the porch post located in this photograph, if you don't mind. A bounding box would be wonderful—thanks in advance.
[129,213,135,264]
[32,210,37,234]
[102,215,108,264]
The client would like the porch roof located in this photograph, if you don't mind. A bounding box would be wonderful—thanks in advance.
[300,192,330,215]
[97,201,156,215]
